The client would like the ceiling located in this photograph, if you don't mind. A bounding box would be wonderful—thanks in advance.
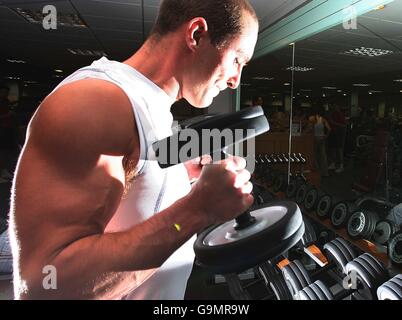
[0,0,309,91]
[242,0,402,98]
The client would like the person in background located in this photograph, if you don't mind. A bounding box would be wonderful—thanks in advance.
[328,104,347,173]
[252,96,263,108]
[307,107,331,177]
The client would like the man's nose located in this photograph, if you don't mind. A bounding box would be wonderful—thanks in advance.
[227,68,242,89]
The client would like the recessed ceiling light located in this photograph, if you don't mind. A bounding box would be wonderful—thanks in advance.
[67,48,108,57]
[400,90,402,93]
[393,79,402,83]
[343,47,393,57]
[322,86,337,90]
[353,84,371,87]
[7,59,26,64]
[286,66,314,72]
[54,69,63,73]
[337,90,343,93]
[5,76,21,80]
[284,83,290,86]
[251,77,274,81]
[343,94,347,96]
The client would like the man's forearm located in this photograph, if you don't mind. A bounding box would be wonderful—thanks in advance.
[24,195,205,299]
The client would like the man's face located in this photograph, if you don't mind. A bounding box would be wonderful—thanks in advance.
[184,14,258,108]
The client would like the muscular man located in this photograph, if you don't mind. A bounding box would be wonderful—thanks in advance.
[10,0,259,299]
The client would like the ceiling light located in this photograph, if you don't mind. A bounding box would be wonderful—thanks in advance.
[353,84,371,87]
[284,83,290,86]
[5,76,21,80]
[54,69,63,73]
[286,66,314,72]
[337,90,343,93]
[393,79,402,83]
[343,47,393,57]
[7,59,26,64]
[369,90,382,93]
[375,5,386,10]
[67,48,108,57]
[322,86,337,90]
[13,8,87,28]
[343,94,347,96]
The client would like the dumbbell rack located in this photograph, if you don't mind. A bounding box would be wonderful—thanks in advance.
[267,187,402,273]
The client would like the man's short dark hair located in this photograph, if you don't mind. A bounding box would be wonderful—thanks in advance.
[151,0,258,48]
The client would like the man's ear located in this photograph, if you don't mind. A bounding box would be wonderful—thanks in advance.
[186,17,208,52]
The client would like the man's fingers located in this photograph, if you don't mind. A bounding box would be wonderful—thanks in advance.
[240,181,253,194]
[200,155,213,165]
[224,156,246,172]
[234,169,251,189]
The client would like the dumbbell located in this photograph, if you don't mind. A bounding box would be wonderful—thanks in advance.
[344,252,389,300]
[282,237,357,299]
[298,280,334,300]
[346,209,380,240]
[372,220,400,245]
[304,188,325,212]
[256,261,293,300]
[286,177,305,199]
[330,200,357,229]
[316,193,333,219]
[295,183,315,205]
[388,230,402,266]
[272,172,288,192]
[297,252,389,300]
[377,274,402,300]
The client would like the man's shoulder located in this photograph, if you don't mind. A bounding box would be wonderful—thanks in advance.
[29,78,137,156]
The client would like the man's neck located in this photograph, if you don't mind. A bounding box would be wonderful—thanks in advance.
[123,35,184,102]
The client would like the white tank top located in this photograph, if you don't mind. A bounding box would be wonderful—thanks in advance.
[52,57,195,300]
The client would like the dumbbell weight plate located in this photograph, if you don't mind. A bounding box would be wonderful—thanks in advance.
[298,280,334,300]
[323,237,357,274]
[286,178,301,199]
[282,260,312,299]
[316,194,332,219]
[257,262,293,300]
[304,188,319,211]
[377,274,402,300]
[388,231,402,266]
[345,253,389,300]
[331,202,355,229]
[273,173,287,193]
[194,201,304,274]
[373,220,398,245]
[347,210,379,240]
[295,183,313,205]
[301,217,317,247]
